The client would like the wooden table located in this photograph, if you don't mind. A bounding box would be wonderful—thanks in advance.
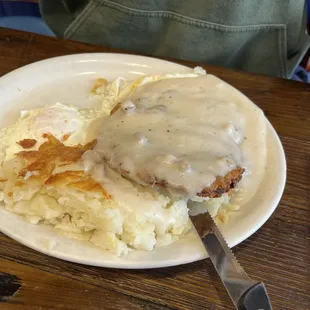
[0,27,309,310]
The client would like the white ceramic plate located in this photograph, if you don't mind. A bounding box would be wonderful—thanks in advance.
[0,54,286,269]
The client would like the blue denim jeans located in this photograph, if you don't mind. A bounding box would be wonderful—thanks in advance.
[0,1,54,36]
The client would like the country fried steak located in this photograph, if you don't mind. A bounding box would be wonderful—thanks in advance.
[94,76,248,198]
[109,98,245,198]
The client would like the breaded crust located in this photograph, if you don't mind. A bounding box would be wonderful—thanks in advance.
[196,167,245,198]
[154,167,244,198]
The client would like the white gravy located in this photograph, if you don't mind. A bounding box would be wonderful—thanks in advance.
[93,75,266,200]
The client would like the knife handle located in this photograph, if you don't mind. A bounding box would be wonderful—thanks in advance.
[237,282,272,310]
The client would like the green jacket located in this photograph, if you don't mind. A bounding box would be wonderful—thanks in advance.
[40,0,309,78]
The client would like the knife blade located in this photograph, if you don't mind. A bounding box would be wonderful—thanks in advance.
[190,212,272,310]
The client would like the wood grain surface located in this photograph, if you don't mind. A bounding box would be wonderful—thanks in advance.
[0,27,309,310]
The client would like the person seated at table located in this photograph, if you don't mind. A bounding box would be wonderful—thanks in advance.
[37,0,309,78]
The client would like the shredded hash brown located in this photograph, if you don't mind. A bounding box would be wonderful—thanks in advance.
[17,138,37,149]
[13,134,110,198]
[17,133,95,179]
[45,170,111,198]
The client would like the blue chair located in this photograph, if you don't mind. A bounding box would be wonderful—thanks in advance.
[0,1,54,36]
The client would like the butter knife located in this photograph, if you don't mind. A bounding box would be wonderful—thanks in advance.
[190,212,272,310]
